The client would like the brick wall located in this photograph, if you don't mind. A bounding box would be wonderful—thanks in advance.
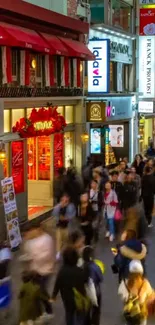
[67,0,78,18]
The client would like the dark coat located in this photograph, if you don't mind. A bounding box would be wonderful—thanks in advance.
[122,181,137,210]
[141,174,155,198]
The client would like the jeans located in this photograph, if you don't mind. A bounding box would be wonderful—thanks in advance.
[107,218,115,236]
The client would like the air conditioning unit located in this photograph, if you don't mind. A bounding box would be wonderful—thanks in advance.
[77,0,91,22]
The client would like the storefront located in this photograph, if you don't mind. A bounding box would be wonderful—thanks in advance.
[86,96,134,166]
[138,101,155,154]
[1,97,85,224]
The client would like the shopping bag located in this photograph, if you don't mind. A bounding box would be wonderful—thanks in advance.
[114,208,122,221]
[85,277,98,306]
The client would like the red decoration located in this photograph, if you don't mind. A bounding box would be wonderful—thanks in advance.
[12,141,24,194]
[54,133,64,176]
[12,106,66,138]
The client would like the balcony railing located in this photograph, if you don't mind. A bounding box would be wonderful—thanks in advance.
[0,87,83,98]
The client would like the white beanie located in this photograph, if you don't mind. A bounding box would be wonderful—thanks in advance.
[129,260,144,274]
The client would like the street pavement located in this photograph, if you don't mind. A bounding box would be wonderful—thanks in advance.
[8,218,155,325]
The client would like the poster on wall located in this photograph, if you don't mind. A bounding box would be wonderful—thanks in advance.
[139,9,155,35]
[54,133,64,175]
[90,128,101,154]
[109,125,124,147]
[1,177,22,249]
[12,141,24,194]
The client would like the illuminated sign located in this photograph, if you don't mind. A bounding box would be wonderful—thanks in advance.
[138,101,153,113]
[34,121,53,130]
[139,36,155,97]
[88,39,110,93]
[106,106,115,117]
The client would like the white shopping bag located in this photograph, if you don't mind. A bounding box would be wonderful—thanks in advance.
[85,277,98,306]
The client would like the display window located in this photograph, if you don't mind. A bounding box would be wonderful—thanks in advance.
[65,132,74,168]
[27,138,36,180]
[38,136,50,180]
[54,133,64,175]
[57,106,64,116]
[4,110,11,133]
[65,106,74,124]
[12,109,25,127]
[12,141,24,194]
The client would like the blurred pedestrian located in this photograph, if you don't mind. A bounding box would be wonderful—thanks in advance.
[123,205,147,242]
[89,179,103,243]
[130,167,141,201]
[118,161,127,184]
[110,170,123,208]
[0,242,12,322]
[52,247,90,325]
[141,166,155,227]
[53,167,67,204]
[132,154,145,177]
[21,225,54,317]
[104,181,118,242]
[122,171,138,212]
[118,260,154,325]
[52,194,76,260]
[78,193,95,245]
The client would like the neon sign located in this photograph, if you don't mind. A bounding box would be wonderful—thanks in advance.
[34,121,53,131]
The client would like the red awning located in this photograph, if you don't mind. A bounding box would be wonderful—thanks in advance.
[0,23,51,54]
[40,33,68,56]
[59,37,95,60]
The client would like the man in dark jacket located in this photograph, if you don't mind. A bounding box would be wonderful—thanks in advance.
[52,247,89,325]
[141,166,155,227]
[122,171,138,211]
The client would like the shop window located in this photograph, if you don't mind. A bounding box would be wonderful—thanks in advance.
[12,49,18,82]
[57,106,64,116]
[27,138,36,180]
[64,132,74,168]
[38,136,50,180]
[65,106,74,124]
[112,0,132,32]
[4,110,10,133]
[27,107,40,118]
[12,109,25,127]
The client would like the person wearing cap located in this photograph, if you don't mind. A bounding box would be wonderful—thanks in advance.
[118,260,154,325]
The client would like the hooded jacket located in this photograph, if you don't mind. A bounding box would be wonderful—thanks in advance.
[114,239,147,280]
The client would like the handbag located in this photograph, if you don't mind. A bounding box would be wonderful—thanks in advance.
[114,208,122,221]
[85,277,98,306]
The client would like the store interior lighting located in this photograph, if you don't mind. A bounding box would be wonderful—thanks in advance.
[95,26,136,40]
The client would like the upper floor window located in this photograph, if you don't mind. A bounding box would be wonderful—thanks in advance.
[12,49,18,82]
[112,0,132,32]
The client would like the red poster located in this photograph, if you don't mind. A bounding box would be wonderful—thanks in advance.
[12,141,24,194]
[54,134,63,176]
[139,9,155,35]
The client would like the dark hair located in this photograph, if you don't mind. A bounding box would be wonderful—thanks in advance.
[110,170,119,176]
[145,166,152,174]
[68,230,84,245]
[82,246,94,262]
[58,167,66,176]
[63,247,78,266]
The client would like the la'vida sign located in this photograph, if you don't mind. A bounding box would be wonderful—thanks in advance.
[88,39,110,93]
[139,36,155,98]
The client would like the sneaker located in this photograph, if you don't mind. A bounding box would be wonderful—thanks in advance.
[148,223,153,228]
[105,231,110,238]
[109,234,114,242]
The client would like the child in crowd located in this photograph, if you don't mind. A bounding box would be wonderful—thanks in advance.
[104,181,118,242]
[82,246,104,325]
[19,271,50,325]
[118,260,155,325]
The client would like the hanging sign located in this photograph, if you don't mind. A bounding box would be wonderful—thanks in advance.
[1,177,22,249]
[139,9,155,35]
[12,106,66,138]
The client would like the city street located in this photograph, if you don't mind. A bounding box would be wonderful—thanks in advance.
[9,217,155,325]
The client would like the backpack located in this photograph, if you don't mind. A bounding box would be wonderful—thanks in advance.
[123,281,147,325]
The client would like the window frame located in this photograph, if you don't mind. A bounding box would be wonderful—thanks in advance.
[11,49,18,82]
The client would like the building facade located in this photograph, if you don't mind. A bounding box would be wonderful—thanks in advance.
[0,0,93,238]
[85,0,137,165]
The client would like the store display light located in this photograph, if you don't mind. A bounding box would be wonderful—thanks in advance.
[31,58,37,69]
[81,131,89,143]
[0,142,6,161]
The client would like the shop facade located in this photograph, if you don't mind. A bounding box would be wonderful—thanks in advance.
[86,96,134,166]
[138,101,155,154]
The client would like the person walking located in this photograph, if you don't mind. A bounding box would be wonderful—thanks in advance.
[132,154,145,177]
[52,194,76,260]
[78,193,95,246]
[122,171,138,213]
[104,181,118,242]
[141,166,155,227]
[89,179,103,243]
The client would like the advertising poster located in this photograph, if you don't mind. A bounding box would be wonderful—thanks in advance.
[54,133,63,175]
[109,125,124,147]
[90,128,101,154]
[1,177,22,249]
[139,9,155,35]
[12,141,24,194]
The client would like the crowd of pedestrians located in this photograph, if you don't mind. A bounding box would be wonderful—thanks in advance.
[1,154,155,325]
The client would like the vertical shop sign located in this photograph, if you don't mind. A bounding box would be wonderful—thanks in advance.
[88,39,110,93]
[139,36,155,98]
[139,9,155,35]
[54,133,63,175]
[1,177,22,249]
[12,141,24,194]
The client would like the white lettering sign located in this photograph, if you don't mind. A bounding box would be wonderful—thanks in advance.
[88,40,110,93]
[139,0,155,4]
[139,36,155,98]
[138,101,153,113]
